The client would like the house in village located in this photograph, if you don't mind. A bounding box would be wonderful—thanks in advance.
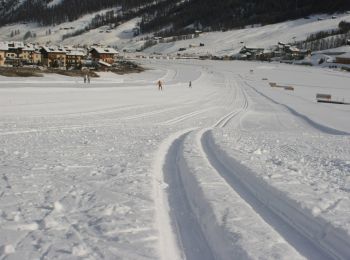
[237,43,310,61]
[20,45,42,65]
[335,53,350,64]
[66,49,86,68]
[258,49,275,61]
[20,45,34,63]
[90,47,118,65]
[0,42,87,68]
[239,46,265,60]
[32,50,42,65]
[284,46,310,60]
[40,46,67,68]
[0,42,42,66]
[277,42,310,60]
[5,42,24,66]
[0,43,8,66]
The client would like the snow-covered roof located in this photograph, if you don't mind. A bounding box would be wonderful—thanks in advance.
[244,46,264,50]
[7,41,25,48]
[41,46,67,53]
[336,52,350,59]
[91,47,118,55]
[64,46,85,51]
[289,46,300,52]
[67,50,86,56]
[98,60,112,67]
[0,43,8,51]
[314,46,350,55]
[23,45,36,51]
[0,41,24,50]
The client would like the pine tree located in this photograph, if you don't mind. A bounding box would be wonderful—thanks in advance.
[23,31,32,40]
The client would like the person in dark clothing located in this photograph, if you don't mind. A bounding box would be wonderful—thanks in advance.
[157,80,163,91]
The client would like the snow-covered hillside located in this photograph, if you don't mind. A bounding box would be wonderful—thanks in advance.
[47,0,63,8]
[145,13,350,56]
[0,11,349,54]
[0,59,349,259]
[0,8,139,48]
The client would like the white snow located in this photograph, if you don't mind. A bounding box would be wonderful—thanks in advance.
[145,13,350,56]
[0,59,349,259]
[47,0,63,8]
[0,8,139,48]
[1,10,349,56]
[1,244,15,255]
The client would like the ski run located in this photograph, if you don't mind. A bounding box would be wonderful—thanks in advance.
[0,59,349,259]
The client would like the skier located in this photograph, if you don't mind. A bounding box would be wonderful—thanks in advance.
[157,80,163,91]
[84,74,87,84]
[189,81,192,88]
[87,74,90,84]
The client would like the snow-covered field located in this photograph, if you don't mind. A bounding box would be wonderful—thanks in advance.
[0,60,349,259]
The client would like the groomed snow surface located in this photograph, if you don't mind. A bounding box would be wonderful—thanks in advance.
[0,60,349,259]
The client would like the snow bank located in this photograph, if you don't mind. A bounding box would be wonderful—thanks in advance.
[208,129,350,260]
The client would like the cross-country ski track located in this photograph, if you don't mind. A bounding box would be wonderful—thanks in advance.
[0,60,349,259]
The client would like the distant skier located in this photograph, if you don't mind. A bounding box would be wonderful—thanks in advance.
[87,74,91,84]
[84,74,87,84]
[189,81,192,88]
[157,80,163,91]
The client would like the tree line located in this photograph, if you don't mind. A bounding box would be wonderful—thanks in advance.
[0,0,161,26]
[140,0,350,36]
[0,0,350,35]
[296,21,350,51]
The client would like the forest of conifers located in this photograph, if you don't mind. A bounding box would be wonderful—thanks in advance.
[0,0,349,34]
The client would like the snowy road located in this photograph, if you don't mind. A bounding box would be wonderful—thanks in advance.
[0,60,349,259]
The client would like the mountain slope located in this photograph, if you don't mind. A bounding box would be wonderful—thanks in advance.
[0,0,155,26]
[1,0,350,34]
[140,0,350,35]
[144,13,350,56]
[0,9,349,56]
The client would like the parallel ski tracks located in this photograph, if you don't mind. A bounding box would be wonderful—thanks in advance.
[158,107,219,126]
[159,75,338,259]
[157,80,254,259]
[199,130,333,260]
[214,83,249,128]
[162,132,216,260]
[0,104,201,136]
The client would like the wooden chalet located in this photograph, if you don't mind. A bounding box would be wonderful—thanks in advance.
[66,50,86,68]
[336,53,350,64]
[0,43,8,66]
[5,42,24,66]
[40,46,67,67]
[90,47,118,64]
[20,45,42,65]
